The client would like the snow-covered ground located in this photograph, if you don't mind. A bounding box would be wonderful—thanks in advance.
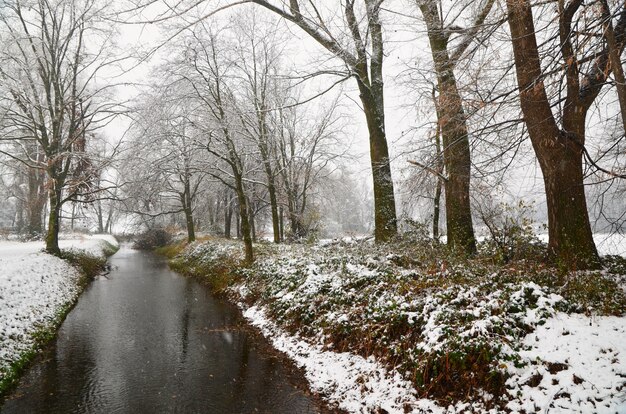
[0,234,118,385]
[240,290,626,413]
[506,313,626,413]
[175,237,626,413]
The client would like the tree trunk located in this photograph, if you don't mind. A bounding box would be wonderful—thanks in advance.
[96,199,105,233]
[234,176,253,264]
[267,178,280,243]
[105,207,114,234]
[541,142,599,268]
[433,112,443,242]
[70,203,76,231]
[26,167,46,235]
[15,198,24,232]
[224,192,232,238]
[45,187,61,255]
[356,80,398,243]
[184,204,195,242]
[279,204,284,242]
[183,180,196,243]
[420,1,476,255]
[249,199,257,243]
[236,207,241,239]
[506,0,600,269]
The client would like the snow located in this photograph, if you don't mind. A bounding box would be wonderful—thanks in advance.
[0,234,117,382]
[243,305,443,414]
[506,313,626,413]
[181,238,626,413]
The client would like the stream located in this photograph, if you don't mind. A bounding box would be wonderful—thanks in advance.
[1,247,324,413]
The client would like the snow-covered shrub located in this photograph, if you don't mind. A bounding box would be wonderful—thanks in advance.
[477,200,545,263]
[170,241,243,292]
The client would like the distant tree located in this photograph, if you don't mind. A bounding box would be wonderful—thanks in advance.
[174,24,256,263]
[230,13,284,243]
[277,101,345,239]
[124,91,206,243]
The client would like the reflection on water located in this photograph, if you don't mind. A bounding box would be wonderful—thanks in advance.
[1,247,321,413]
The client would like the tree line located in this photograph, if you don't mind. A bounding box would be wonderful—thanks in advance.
[1,0,624,270]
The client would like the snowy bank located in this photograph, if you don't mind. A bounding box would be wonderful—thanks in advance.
[0,234,118,394]
[171,238,626,413]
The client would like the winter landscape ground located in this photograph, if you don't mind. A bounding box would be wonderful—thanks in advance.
[1,232,625,412]
[0,234,119,395]
[164,233,626,413]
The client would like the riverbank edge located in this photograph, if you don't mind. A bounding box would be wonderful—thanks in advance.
[0,240,119,399]
[159,238,626,413]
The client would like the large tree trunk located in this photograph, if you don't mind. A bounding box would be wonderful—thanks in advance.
[506,0,600,269]
[26,167,46,235]
[540,141,598,268]
[420,1,476,255]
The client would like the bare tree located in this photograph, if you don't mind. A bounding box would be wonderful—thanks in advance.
[124,90,206,243]
[229,0,399,242]
[0,0,118,253]
[230,13,284,243]
[505,0,625,268]
[414,0,497,254]
[274,93,346,239]
[174,24,256,263]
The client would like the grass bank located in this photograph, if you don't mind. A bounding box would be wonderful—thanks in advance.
[0,240,119,399]
[164,236,626,412]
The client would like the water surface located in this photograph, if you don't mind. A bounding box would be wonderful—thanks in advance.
[2,247,323,413]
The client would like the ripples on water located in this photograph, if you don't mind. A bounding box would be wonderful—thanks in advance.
[1,247,321,414]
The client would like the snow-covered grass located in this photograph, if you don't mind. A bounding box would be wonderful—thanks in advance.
[0,233,119,395]
[170,236,626,413]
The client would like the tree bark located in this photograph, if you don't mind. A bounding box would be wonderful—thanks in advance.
[234,175,254,264]
[224,192,232,238]
[433,119,443,242]
[279,204,284,242]
[182,179,196,243]
[26,167,47,235]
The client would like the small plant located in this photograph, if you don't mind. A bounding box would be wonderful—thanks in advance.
[477,200,544,263]
[154,241,187,258]
[401,217,432,242]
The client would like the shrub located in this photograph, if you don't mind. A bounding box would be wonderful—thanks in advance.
[477,200,545,263]
[133,228,172,250]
